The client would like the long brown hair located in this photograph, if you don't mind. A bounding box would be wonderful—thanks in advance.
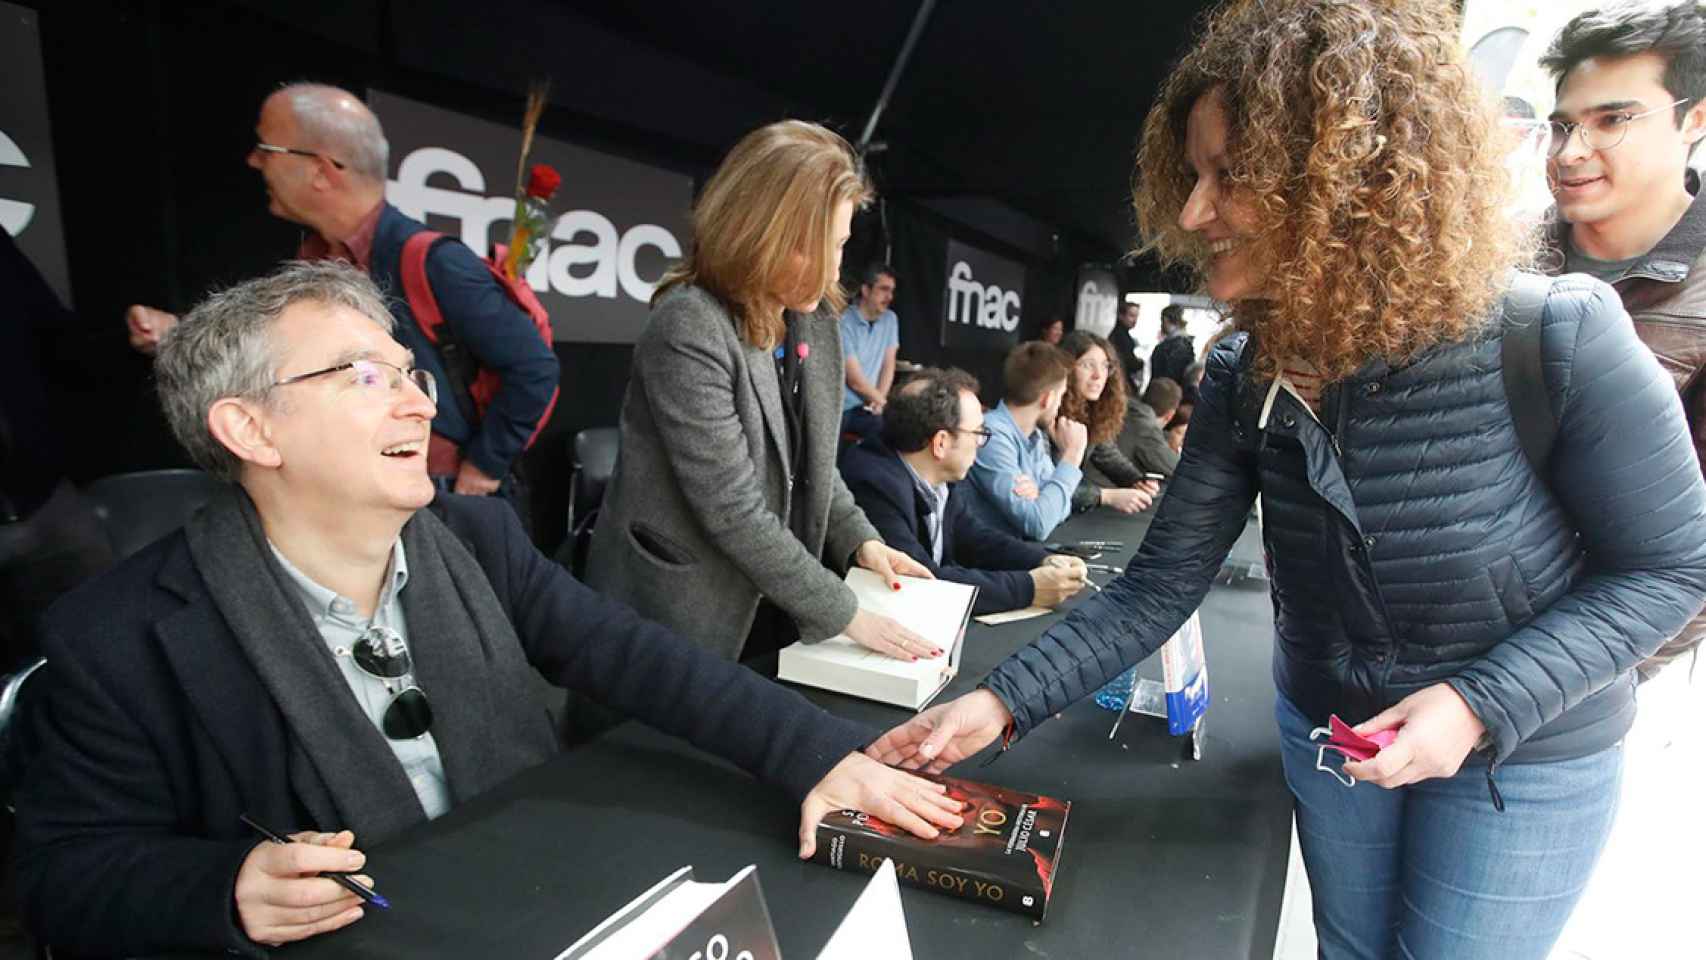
[1133,0,1531,383]
[1057,330,1128,445]
[655,120,872,350]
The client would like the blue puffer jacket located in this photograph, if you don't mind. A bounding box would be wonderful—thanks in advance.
[985,275,1706,772]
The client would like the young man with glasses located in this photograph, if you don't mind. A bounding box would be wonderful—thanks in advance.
[15,262,965,958]
[840,368,1089,615]
[126,83,558,507]
[1541,2,1706,680]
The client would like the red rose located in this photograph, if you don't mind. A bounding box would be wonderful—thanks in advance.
[525,164,562,200]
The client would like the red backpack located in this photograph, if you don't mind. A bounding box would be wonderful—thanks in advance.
[398,231,559,450]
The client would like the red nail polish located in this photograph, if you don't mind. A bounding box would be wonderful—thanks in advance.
[891,582,901,591]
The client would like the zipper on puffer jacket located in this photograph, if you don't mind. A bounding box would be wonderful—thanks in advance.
[1485,761,1506,812]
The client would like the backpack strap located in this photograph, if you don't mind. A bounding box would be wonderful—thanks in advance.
[398,230,480,426]
[1501,272,1556,477]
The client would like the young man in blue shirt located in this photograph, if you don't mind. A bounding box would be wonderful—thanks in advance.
[965,342,1087,541]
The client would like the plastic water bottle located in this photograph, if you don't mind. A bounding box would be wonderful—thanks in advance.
[1093,665,1138,712]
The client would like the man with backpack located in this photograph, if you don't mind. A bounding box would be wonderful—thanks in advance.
[127,84,559,506]
[1540,3,1706,679]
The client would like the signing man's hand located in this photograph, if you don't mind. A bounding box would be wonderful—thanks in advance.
[799,753,966,858]
[1029,563,1087,607]
[234,829,372,946]
[865,689,1014,773]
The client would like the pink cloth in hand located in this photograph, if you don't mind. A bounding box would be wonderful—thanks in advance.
[1325,714,1399,763]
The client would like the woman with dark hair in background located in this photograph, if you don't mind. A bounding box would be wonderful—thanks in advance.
[587,121,937,671]
[1057,330,1158,515]
[871,1,1706,957]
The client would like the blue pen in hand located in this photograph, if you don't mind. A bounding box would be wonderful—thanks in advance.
[240,814,392,910]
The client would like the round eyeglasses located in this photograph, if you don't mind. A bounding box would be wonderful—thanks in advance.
[272,358,438,406]
[1548,98,1691,157]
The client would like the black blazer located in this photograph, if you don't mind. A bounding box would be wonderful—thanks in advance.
[15,495,870,958]
[840,438,1048,614]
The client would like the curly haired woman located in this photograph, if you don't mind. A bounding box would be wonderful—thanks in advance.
[868,2,1706,957]
[1057,330,1159,515]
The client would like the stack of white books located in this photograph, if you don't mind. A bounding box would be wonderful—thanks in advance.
[778,569,977,710]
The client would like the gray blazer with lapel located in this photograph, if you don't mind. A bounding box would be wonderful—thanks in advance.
[586,284,880,659]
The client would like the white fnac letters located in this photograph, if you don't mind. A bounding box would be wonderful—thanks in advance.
[946,261,1022,333]
[1076,280,1119,332]
[388,146,683,303]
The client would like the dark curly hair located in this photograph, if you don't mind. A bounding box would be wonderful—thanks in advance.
[882,367,981,454]
[1541,2,1706,129]
[1133,0,1530,383]
[1057,330,1128,445]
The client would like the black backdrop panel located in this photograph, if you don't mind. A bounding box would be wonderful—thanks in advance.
[0,1,70,304]
[939,238,1025,353]
[371,89,691,345]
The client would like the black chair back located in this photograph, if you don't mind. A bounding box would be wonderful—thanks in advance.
[559,428,620,578]
[83,469,224,560]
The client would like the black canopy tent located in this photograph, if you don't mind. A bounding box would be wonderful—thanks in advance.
[22,0,1215,542]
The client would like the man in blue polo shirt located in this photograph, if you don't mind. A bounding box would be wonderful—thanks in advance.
[839,263,900,442]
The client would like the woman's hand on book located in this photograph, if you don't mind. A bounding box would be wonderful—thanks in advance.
[854,539,935,590]
[798,754,966,858]
[865,690,1014,773]
[845,609,943,661]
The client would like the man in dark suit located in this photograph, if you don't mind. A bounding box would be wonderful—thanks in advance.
[15,262,964,958]
[841,368,1088,615]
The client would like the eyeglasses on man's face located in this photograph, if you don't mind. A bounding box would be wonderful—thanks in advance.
[272,358,438,406]
[253,141,346,170]
[949,425,993,447]
[1547,98,1691,157]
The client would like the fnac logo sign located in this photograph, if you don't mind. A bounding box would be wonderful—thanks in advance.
[940,239,1025,351]
[387,146,681,304]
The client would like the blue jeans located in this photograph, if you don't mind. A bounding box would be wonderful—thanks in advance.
[1277,694,1621,960]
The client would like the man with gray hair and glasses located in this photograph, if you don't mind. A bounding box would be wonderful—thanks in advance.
[18,261,965,958]
[126,83,558,506]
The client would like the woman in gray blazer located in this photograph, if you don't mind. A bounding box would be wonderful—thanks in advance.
[586,120,935,667]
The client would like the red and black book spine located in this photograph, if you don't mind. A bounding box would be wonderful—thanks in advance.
[807,773,1070,920]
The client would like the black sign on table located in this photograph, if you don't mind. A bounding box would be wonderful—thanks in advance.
[939,238,1025,353]
[267,508,1290,960]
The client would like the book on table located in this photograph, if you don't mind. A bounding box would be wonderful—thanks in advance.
[805,772,1072,921]
[777,569,977,709]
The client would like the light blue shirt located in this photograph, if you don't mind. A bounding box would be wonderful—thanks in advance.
[899,456,950,564]
[270,539,452,820]
[839,303,900,411]
[966,401,1081,541]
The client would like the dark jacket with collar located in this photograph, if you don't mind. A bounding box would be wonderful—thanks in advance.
[1545,175,1706,671]
[15,494,870,958]
[840,438,1048,614]
[368,204,560,478]
[985,276,1706,773]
